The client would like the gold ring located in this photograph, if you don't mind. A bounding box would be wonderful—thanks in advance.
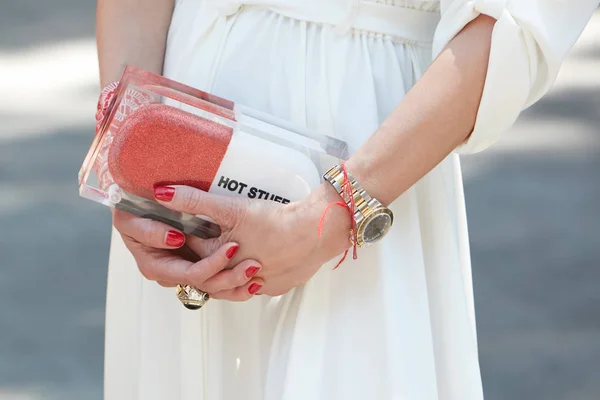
[176,284,210,310]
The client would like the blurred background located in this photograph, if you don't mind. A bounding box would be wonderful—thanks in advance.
[0,1,598,399]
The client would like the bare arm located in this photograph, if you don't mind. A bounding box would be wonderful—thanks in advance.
[336,15,495,206]
[96,0,175,86]
[107,13,498,298]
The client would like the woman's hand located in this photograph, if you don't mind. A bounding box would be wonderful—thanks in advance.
[112,210,266,301]
[153,183,352,296]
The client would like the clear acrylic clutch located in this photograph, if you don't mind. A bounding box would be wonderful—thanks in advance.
[78,66,349,238]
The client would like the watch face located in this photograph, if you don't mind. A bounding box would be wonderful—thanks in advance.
[361,212,393,245]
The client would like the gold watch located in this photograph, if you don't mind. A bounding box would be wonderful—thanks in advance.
[323,165,393,247]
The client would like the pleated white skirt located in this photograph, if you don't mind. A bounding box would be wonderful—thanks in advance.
[104,1,484,399]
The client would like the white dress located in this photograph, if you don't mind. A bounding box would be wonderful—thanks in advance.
[103,1,597,399]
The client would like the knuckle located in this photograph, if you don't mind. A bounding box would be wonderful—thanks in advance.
[231,201,249,223]
[203,239,224,259]
[181,264,196,287]
[158,257,180,281]
[218,201,237,221]
[141,222,161,246]
[208,252,228,273]
[183,189,202,212]
[137,262,156,281]
[214,199,245,229]
[236,270,249,286]
[210,292,225,300]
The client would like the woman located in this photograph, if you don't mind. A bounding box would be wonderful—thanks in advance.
[97,1,597,399]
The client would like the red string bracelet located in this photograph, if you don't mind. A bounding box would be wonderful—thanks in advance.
[317,163,358,269]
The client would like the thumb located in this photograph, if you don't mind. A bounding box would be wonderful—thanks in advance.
[154,185,239,228]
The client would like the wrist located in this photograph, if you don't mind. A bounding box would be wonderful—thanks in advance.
[343,158,390,207]
[321,163,394,249]
[304,182,352,257]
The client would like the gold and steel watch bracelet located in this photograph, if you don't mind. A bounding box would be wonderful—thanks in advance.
[323,165,390,247]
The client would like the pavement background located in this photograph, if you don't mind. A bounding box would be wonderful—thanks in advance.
[0,2,598,399]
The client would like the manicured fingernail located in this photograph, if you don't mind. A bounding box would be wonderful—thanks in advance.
[226,245,239,259]
[245,266,260,278]
[248,283,262,295]
[154,186,175,201]
[165,230,185,247]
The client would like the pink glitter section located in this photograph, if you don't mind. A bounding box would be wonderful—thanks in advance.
[92,84,155,191]
[108,104,233,200]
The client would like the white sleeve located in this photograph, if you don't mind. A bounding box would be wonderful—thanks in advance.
[432,0,599,154]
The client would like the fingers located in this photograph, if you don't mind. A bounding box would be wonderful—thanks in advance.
[121,228,264,301]
[153,258,263,298]
[156,281,177,288]
[130,241,237,286]
[113,210,186,249]
[184,242,239,287]
[211,280,264,302]
[142,250,266,301]
[185,235,221,261]
[125,241,194,284]
[153,185,240,227]
[152,258,264,301]
[200,259,262,293]
[171,244,202,263]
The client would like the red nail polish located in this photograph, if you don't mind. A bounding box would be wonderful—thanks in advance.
[245,266,260,278]
[226,245,239,259]
[166,230,185,247]
[248,283,262,295]
[154,186,175,201]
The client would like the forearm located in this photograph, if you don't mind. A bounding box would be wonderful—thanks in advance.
[345,15,496,206]
[96,0,175,86]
